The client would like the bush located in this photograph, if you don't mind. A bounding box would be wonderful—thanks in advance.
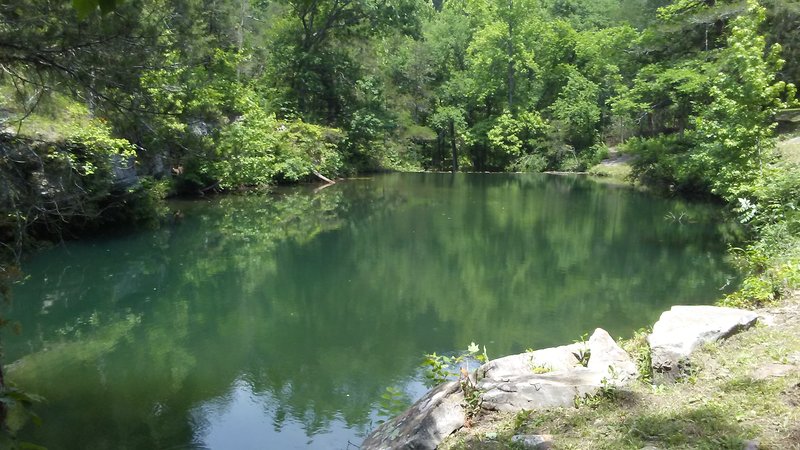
[0,120,166,257]
[205,102,345,189]
[723,164,800,307]
[625,135,710,195]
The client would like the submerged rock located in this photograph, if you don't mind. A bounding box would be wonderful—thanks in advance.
[648,305,758,382]
[361,381,465,450]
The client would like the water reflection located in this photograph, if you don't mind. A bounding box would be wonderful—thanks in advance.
[4,173,737,449]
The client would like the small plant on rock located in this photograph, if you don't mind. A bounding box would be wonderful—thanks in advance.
[422,342,488,386]
[572,333,591,367]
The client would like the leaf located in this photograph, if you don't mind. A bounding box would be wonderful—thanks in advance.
[467,342,480,354]
[19,442,48,450]
[98,0,119,14]
[71,0,97,18]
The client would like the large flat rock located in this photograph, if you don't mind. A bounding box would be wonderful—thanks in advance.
[648,305,758,382]
[478,368,605,412]
[363,328,638,447]
[478,328,637,412]
[361,381,465,450]
[476,342,584,381]
[477,328,636,384]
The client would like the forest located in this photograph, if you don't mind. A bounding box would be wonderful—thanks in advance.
[2,0,800,446]
[0,0,797,253]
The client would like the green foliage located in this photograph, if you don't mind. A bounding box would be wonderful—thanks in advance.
[0,385,44,450]
[529,357,553,374]
[421,342,487,387]
[621,328,653,383]
[460,374,483,420]
[71,0,123,17]
[549,67,602,150]
[487,111,549,170]
[690,0,796,201]
[624,134,710,194]
[573,378,618,409]
[572,333,591,367]
[206,99,344,189]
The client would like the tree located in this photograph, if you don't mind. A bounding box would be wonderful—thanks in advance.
[690,0,796,200]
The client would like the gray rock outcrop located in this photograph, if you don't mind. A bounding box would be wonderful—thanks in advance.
[362,329,636,448]
[511,434,554,449]
[648,305,758,382]
[111,154,139,189]
[479,367,606,412]
[587,328,638,383]
[361,381,465,450]
[478,328,636,412]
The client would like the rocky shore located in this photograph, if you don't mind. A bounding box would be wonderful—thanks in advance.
[362,302,800,449]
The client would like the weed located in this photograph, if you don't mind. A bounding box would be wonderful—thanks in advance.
[512,410,533,432]
[460,367,483,423]
[422,342,489,386]
[572,333,591,367]
[621,328,653,383]
[529,356,552,374]
[572,371,621,410]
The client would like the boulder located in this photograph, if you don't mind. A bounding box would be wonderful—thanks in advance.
[363,328,638,447]
[511,434,554,449]
[111,154,139,189]
[476,342,584,381]
[479,368,605,412]
[477,328,637,412]
[361,381,465,450]
[587,328,638,383]
[648,305,758,382]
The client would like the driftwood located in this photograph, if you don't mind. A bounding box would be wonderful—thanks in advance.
[312,169,335,185]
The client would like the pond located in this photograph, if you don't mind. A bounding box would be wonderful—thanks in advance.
[4,173,738,449]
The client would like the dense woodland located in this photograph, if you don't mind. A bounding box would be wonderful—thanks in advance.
[2,0,800,445]
[0,0,798,252]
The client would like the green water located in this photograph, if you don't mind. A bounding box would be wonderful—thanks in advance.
[4,173,737,449]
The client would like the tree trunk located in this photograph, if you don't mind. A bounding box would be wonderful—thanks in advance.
[507,0,515,110]
[449,119,458,173]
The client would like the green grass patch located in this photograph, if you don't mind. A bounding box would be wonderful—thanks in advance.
[777,137,800,166]
[0,83,96,141]
[587,162,632,184]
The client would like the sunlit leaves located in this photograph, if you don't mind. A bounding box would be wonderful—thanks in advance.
[690,0,796,200]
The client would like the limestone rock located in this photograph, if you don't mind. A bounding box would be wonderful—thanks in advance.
[750,363,797,380]
[511,434,554,449]
[743,440,759,450]
[361,381,465,450]
[111,154,139,189]
[587,328,638,383]
[478,368,605,412]
[477,328,637,412]
[476,342,584,381]
[648,305,758,382]
[478,328,635,382]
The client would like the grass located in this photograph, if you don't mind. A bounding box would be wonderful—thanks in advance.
[777,136,800,166]
[0,83,93,141]
[587,162,632,183]
[439,296,800,450]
